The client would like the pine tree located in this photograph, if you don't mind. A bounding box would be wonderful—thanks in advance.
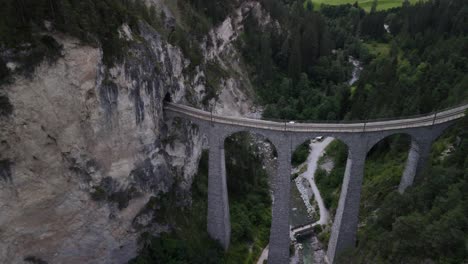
[301,15,320,75]
[370,0,378,13]
[288,31,302,82]
[295,73,310,97]
[260,32,273,83]
[306,1,313,12]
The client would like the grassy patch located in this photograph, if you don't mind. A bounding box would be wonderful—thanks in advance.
[359,151,406,221]
[363,41,390,57]
[350,86,358,99]
[298,164,308,175]
[306,0,424,12]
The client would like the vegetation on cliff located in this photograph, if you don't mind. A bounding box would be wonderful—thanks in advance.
[0,0,217,71]
[131,133,271,264]
[129,151,224,264]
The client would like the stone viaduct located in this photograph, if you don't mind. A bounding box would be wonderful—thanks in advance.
[164,102,467,264]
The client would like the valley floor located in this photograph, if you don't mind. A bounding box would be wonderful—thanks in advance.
[257,137,334,264]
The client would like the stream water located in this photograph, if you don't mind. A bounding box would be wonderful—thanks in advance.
[290,179,314,227]
[291,138,333,264]
[291,57,362,263]
[258,58,362,264]
[348,56,363,86]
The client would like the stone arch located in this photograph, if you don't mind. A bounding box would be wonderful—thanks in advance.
[364,128,451,193]
[334,126,454,262]
[293,136,349,215]
[290,133,354,154]
[335,132,414,263]
[222,130,278,183]
[363,132,412,199]
[219,127,279,152]
[366,131,416,154]
[222,130,276,254]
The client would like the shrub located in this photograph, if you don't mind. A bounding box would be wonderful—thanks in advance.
[292,141,310,167]
[313,224,323,234]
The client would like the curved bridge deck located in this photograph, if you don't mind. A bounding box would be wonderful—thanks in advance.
[164,102,467,264]
[164,102,467,133]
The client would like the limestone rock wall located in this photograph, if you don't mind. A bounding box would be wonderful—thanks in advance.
[0,1,273,263]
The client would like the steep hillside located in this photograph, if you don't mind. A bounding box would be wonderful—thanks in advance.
[0,0,275,263]
[1,0,467,263]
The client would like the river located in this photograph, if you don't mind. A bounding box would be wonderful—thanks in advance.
[258,56,362,263]
[292,138,333,264]
[290,55,362,262]
[348,56,362,86]
[257,138,334,264]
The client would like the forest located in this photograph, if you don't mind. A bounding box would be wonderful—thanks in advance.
[240,0,468,121]
[338,113,468,263]
[236,0,468,262]
[312,113,468,263]
[2,0,466,120]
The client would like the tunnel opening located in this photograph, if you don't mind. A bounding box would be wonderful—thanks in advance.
[163,92,172,103]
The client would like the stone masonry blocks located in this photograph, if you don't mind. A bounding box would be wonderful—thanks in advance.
[165,109,459,264]
[398,138,432,193]
[267,134,292,264]
[207,128,231,250]
[326,142,367,264]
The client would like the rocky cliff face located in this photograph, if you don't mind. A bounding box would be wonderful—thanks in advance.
[0,1,271,263]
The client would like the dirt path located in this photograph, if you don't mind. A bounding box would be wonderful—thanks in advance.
[300,137,333,225]
[257,138,333,264]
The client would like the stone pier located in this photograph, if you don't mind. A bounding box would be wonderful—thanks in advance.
[164,102,466,264]
[326,144,367,264]
[207,130,230,250]
[267,137,292,264]
[399,138,432,193]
